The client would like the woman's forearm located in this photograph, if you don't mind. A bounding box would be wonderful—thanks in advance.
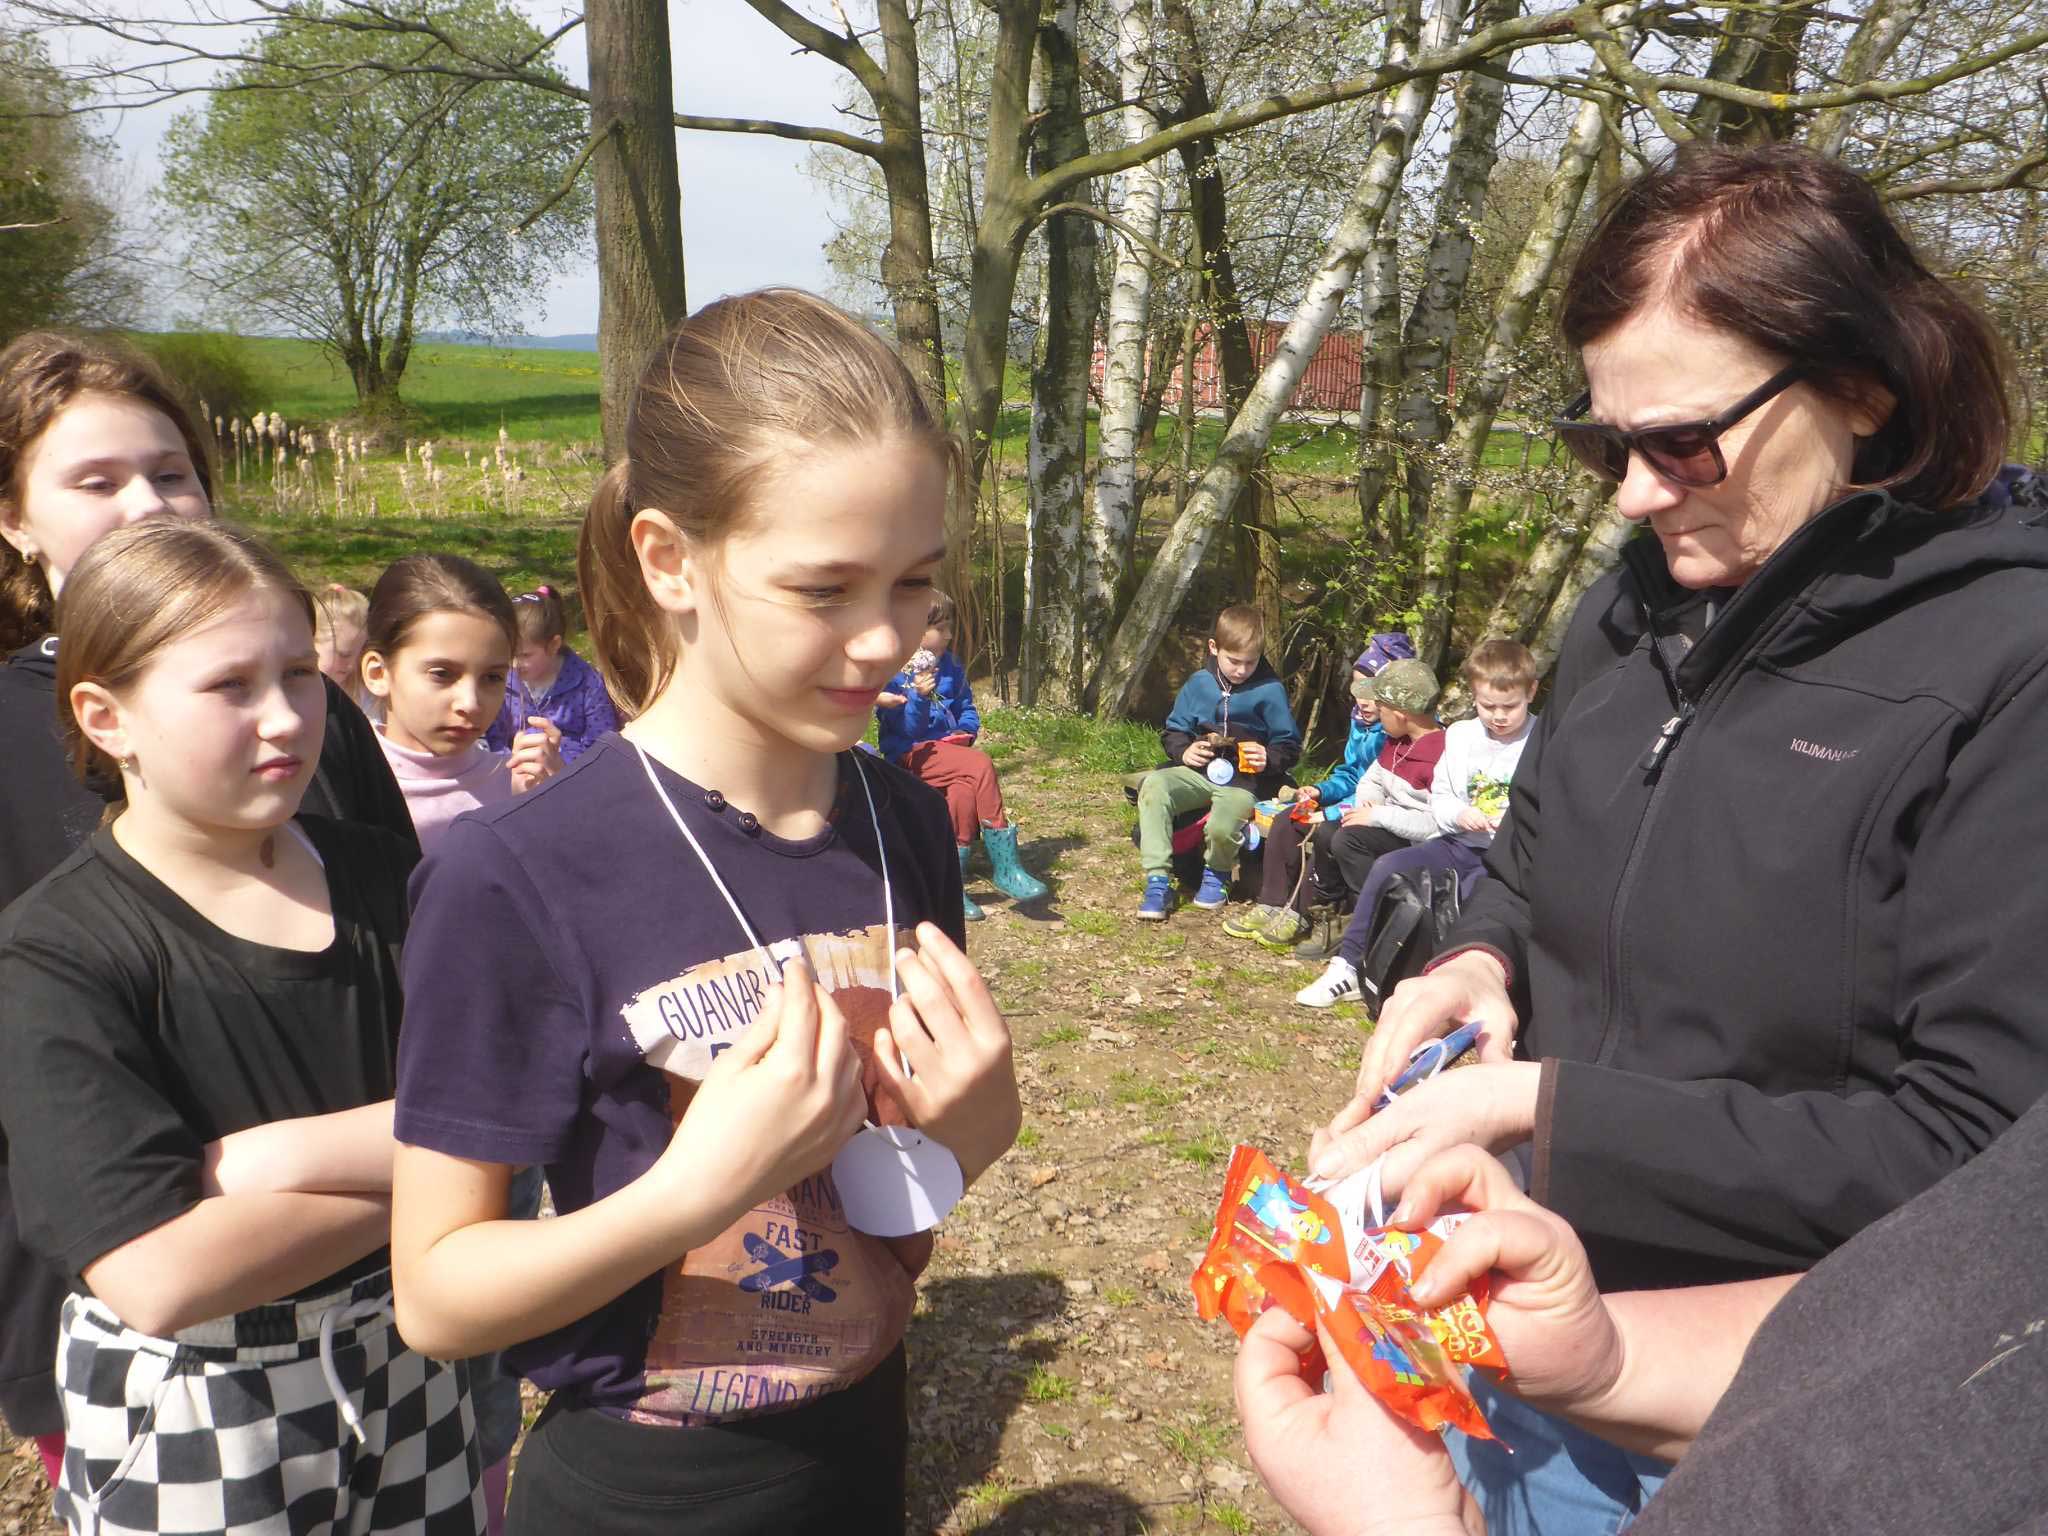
[82,1193,394,1337]
[205,1101,398,1196]
[1546,1274,1800,1461]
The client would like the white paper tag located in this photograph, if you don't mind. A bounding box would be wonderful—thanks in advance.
[831,1125,964,1236]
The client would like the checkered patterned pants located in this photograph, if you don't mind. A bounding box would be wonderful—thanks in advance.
[53,1271,483,1536]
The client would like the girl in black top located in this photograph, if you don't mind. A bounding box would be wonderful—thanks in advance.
[0,521,479,1536]
[0,331,415,1489]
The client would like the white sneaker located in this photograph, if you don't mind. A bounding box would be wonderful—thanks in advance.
[1295,958,1360,1009]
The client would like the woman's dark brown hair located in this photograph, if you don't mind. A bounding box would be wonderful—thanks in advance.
[579,288,961,715]
[1561,143,2012,512]
[0,331,219,652]
[364,553,517,664]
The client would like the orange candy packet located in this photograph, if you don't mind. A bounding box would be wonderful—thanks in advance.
[1191,1144,1506,1440]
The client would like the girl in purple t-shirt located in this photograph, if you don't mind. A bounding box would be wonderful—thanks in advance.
[390,290,1023,1536]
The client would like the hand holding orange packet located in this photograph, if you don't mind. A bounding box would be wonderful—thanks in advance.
[1191,1144,1507,1440]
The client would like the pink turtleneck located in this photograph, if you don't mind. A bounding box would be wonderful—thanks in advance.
[374,725,515,856]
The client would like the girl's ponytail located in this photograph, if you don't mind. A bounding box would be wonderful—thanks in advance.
[0,555,52,655]
[578,460,672,717]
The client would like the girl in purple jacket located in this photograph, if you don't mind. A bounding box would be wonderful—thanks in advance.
[487,584,620,762]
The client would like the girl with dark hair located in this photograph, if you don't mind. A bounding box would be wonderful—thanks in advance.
[387,290,1020,1534]
[361,554,564,854]
[0,520,481,1536]
[1311,142,2048,1534]
[483,582,619,763]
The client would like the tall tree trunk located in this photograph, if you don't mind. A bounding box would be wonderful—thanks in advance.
[1084,0,1166,675]
[1354,0,1423,542]
[1092,0,1463,719]
[1022,1,1097,710]
[874,0,946,409]
[1399,0,1517,668]
[1806,0,1928,157]
[1689,3,1811,144]
[589,0,687,458]
[1526,491,1631,679]
[950,1,1040,671]
[1408,35,1616,672]
[1160,0,1273,628]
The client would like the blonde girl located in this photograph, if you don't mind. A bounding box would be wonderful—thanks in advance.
[389,290,1021,1534]
[0,520,481,1536]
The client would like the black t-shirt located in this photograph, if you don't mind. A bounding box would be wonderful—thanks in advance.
[0,637,415,1433]
[0,815,417,1295]
[1634,1093,2048,1535]
[395,734,965,1424]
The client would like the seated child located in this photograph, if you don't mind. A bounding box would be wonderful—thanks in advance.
[1291,657,1447,962]
[362,554,565,856]
[485,581,620,763]
[1296,639,1538,1009]
[1226,632,1412,948]
[877,587,1048,920]
[313,581,371,707]
[1137,604,1301,920]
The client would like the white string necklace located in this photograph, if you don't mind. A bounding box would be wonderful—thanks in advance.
[628,739,955,1236]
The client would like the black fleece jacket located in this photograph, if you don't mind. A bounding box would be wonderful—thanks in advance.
[0,641,415,1436]
[1456,478,2048,1292]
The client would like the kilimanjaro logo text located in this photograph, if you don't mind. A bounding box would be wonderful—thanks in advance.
[1790,737,1859,763]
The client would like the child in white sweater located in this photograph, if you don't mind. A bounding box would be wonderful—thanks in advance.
[1297,640,1538,1009]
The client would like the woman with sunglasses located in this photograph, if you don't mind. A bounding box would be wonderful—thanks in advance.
[1304,143,2047,1535]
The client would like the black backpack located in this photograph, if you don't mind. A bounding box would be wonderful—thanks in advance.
[1356,865,1465,1013]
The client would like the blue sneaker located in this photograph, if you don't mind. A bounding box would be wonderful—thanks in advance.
[1193,868,1230,910]
[1137,875,1175,921]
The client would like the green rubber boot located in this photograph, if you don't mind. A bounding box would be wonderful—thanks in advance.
[981,823,1050,902]
[958,844,985,921]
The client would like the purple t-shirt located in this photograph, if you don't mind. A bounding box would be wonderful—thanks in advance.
[393,733,965,1424]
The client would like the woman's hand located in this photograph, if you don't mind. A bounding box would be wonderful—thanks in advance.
[1240,741,1268,773]
[1183,739,1217,768]
[873,922,1021,1187]
[1236,1308,1477,1536]
[1350,950,1520,1111]
[509,717,565,792]
[1309,1062,1541,1190]
[657,960,868,1213]
[1398,1146,1625,1420]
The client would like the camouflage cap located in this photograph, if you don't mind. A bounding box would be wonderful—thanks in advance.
[1354,657,1439,713]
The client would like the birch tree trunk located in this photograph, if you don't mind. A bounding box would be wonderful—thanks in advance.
[1396,0,1517,667]
[1406,44,1616,667]
[1091,0,1464,720]
[1352,160,1408,536]
[1527,493,1632,678]
[1083,0,1166,673]
[1806,0,1929,157]
[1022,1,1098,710]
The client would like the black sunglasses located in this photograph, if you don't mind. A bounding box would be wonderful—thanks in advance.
[1553,364,1807,488]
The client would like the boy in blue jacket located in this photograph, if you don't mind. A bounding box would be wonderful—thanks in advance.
[1137,605,1302,919]
[876,589,1049,919]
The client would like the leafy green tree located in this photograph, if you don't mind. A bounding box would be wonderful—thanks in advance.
[161,0,591,414]
[0,30,132,339]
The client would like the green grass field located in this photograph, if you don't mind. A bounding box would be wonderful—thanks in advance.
[161,332,1554,474]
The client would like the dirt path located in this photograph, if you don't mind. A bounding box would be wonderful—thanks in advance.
[2,721,1370,1534]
